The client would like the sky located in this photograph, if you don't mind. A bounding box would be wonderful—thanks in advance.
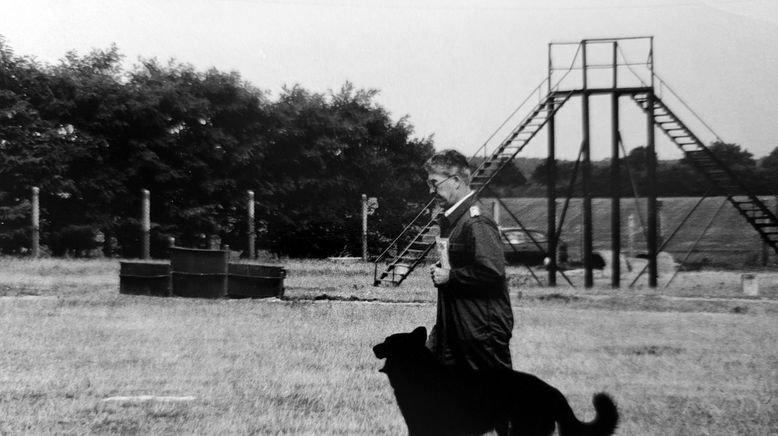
[2,0,777,160]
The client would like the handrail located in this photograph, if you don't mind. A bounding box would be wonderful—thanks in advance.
[470,43,581,165]
[373,197,437,264]
[374,38,579,282]
[468,77,550,164]
[652,74,725,144]
[551,36,653,45]
[615,43,724,144]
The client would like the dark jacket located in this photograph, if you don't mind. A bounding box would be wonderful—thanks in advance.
[429,194,514,370]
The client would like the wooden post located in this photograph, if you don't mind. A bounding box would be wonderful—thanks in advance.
[610,41,621,288]
[646,91,658,288]
[761,231,768,266]
[657,200,664,246]
[581,41,594,288]
[142,189,150,260]
[766,196,778,266]
[31,187,40,258]
[646,37,658,288]
[628,213,636,258]
[547,95,557,286]
[247,190,256,260]
[362,194,368,261]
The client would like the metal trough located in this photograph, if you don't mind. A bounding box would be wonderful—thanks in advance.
[170,247,229,299]
[228,263,286,298]
[119,261,171,297]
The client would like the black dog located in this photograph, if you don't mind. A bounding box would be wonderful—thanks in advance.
[373,327,618,436]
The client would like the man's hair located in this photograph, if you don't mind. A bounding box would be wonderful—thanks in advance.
[424,149,471,183]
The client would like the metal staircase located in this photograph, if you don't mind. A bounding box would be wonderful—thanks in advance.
[372,198,440,286]
[373,91,573,286]
[631,91,778,254]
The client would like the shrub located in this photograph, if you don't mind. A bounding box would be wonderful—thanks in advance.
[45,225,100,257]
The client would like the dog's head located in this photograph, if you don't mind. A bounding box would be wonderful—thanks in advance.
[373,326,428,373]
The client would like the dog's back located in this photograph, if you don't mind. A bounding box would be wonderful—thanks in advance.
[374,327,618,436]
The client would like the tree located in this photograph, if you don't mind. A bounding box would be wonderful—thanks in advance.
[485,162,527,197]
[0,39,433,258]
[258,83,433,257]
[762,145,778,171]
[758,145,778,194]
[705,141,755,168]
[0,38,83,253]
[625,146,652,172]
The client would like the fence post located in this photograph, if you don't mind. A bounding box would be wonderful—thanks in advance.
[657,200,664,246]
[628,213,635,257]
[362,194,368,261]
[31,186,40,258]
[766,196,778,266]
[247,190,256,260]
[142,189,150,260]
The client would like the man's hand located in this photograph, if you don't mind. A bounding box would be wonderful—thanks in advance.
[429,265,450,286]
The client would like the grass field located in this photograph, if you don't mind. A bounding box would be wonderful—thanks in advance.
[0,258,776,435]
[484,196,778,268]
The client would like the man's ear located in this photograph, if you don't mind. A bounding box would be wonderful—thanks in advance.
[411,326,427,343]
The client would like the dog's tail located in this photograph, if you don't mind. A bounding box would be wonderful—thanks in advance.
[556,392,618,436]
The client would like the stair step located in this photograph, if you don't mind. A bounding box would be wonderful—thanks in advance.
[406,249,425,259]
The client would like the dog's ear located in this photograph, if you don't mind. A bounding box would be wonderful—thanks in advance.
[373,343,386,359]
[411,326,427,344]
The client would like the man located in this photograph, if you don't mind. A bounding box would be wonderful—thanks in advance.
[425,149,514,370]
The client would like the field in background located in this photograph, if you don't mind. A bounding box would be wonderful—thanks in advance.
[482,196,778,268]
[0,258,776,435]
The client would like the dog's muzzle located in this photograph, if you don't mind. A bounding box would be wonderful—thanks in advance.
[373,344,388,372]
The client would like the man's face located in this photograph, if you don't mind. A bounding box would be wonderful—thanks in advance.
[427,171,459,208]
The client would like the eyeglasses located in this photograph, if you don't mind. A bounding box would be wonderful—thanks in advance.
[427,175,456,190]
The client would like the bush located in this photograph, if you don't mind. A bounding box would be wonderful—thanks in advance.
[113,219,177,259]
[269,222,355,258]
[45,225,100,257]
[0,228,31,255]
[113,219,142,258]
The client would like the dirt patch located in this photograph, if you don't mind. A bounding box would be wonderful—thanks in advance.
[534,293,582,303]
[604,345,685,357]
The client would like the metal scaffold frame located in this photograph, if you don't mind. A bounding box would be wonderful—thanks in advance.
[545,36,658,288]
[373,36,778,288]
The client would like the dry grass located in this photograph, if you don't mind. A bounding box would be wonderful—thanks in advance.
[0,257,776,435]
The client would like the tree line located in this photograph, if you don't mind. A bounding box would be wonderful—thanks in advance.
[2,38,775,258]
[526,142,778,197]
[0,39,435,257]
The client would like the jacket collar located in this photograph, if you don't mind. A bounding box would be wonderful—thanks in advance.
[441,191,476,227]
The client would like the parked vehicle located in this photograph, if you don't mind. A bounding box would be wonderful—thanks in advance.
[500,227,568,266]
